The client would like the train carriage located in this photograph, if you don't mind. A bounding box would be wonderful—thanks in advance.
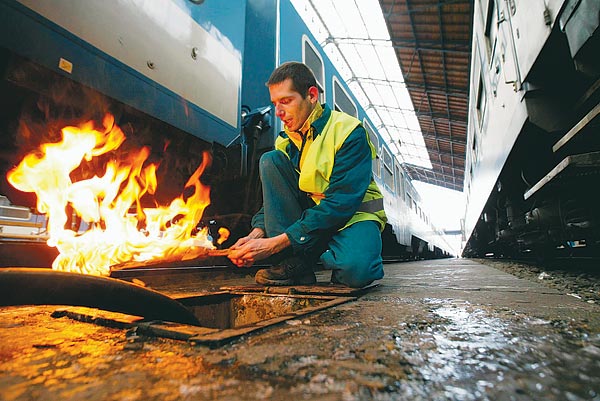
[463,0,600,259]
[0,0,453,269]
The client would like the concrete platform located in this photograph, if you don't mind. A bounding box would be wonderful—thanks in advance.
[0,258,598,400]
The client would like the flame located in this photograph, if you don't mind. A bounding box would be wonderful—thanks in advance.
[216,227,230,246]
[7,114,214,276]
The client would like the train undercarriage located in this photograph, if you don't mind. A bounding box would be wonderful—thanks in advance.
[463,2,600,259]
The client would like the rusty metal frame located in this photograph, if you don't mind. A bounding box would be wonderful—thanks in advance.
[52,291,356,346]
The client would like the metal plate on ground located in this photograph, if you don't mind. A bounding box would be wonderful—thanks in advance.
[51,289,358,346]
[219,283,379,296]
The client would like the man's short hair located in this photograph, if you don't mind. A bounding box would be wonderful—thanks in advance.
[266,61,317,97]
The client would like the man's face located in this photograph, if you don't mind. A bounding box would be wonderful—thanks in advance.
[269,78,318,132]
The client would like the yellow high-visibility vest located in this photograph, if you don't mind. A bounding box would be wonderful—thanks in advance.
[276,110,387,231]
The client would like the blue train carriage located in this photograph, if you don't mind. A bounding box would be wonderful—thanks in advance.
[0,0,270,261]
[0,0,247,145]
[368,126,453,259]
[278,0,453,259]
[0,0,452,265]
[374,148,454,260]
[462,0,600,258]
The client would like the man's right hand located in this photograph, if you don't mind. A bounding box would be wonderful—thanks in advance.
[228,228,264,267]
[228,230,291,268]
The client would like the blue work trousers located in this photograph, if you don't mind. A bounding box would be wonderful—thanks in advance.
[259,150,384,288]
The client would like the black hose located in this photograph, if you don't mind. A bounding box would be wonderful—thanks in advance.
[0,268,201,325]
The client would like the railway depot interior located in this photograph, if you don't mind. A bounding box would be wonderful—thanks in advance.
[0,1,599,400]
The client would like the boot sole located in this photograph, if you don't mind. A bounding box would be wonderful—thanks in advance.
[255,271,316,286]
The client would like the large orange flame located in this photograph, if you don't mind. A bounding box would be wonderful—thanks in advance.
[7,114,215,276]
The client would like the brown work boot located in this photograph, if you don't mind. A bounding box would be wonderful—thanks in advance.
[255,256,316,286]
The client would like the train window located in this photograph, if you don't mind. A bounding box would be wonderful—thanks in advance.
[468,165,474,188]
[303,37,325,103]
[483,0,498,60]
[364,120,380,178]
[507,0,516,16]
[382,147,394,191]
[395,163,404,200]
[475,76,486,128]
[480,0,490,24]
[333,76,357,117]
[471,131,480,166]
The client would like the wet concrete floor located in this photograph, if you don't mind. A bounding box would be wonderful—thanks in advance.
[0,258,599,400]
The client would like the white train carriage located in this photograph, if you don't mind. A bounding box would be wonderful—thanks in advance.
[463,0,600,258]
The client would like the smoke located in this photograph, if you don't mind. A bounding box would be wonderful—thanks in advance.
[1,56,211,209]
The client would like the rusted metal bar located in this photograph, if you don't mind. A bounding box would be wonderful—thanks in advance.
[206,249,231,257]
[110,248,231,271]
[0,268,201,325]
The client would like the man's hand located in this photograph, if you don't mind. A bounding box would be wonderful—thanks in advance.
[229,227,265,248]
[228,231,291,267]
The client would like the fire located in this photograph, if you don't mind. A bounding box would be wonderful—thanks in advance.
[7,114,216,276]
[216,227,230,245]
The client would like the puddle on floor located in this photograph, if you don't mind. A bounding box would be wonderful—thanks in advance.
[406,299,600,400]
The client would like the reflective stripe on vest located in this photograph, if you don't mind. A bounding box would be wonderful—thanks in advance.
[357,197,384,214]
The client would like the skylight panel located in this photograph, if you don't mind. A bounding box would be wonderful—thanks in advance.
[357,0,390,40]
[366,108,382,127]
[316,2,347,37]
[405,113,421,131]
[290,0,433,171]
[333,1,368,38]
[323,44,352,81]
[380,109,396,128]
[355,44,386,79]
[378,86,399,109]
[338,43,368,78]
[363,84,383,106]
[376,46,404,81]
[348,80,368,106]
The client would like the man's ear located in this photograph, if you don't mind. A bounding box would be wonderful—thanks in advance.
[308,86,319,103]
